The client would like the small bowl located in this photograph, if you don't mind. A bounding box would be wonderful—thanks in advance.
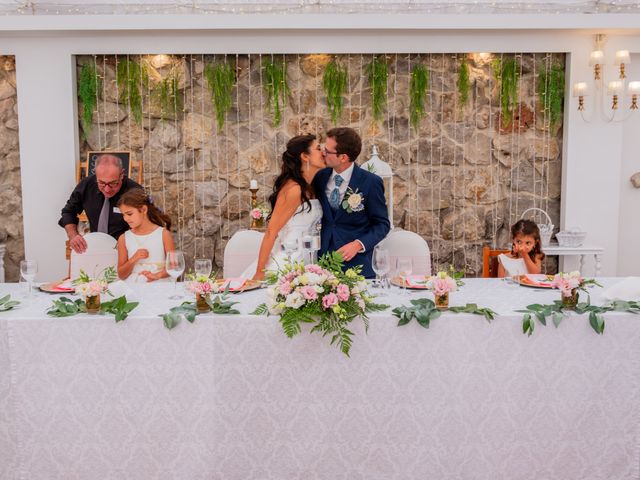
[555,231,587,247]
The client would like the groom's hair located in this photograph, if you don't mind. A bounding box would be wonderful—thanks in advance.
[326,127,362,163]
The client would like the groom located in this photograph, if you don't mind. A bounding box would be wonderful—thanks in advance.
[314,127,391,278]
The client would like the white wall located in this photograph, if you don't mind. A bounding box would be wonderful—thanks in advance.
[0,15,639,280]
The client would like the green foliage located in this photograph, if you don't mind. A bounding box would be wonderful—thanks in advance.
[160,302,198,330]
[409,63,429,128]
[203,61,236,131]
[322,59,348,124]
[366,56,389,122]
[73,266,118,285]
[448,303,496,322]
[205,294,240,314]
[100,296,139,323]
[47,297,86,317]
[116,57,148,124]
[393,298,442,329]
[537,61,565,128]
[317,251,350,273]
[494,57,520,124]
[457,56,470,107]
[263,57,289,126]
[78,63,101,137]
[0,294,20,312]
[251,303,269,315]
[153,68,182,120]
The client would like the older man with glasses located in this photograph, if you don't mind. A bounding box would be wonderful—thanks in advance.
[59,154,143,254]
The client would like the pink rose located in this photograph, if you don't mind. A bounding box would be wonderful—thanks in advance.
[279,281,292,296]
[336,284,350,302]
[201,282,212,294]
[322,293,338,310]
[305,264,324,275]
[251,209,262,219]
[300,286,318,300]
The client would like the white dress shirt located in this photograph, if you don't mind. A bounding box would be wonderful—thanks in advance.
[325,162,355,204]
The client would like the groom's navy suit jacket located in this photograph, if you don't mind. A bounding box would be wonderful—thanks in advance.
[313,164,391,278]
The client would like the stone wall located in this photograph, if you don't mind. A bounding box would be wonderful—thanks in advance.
[0,56,23,282]
[77,53,564,275]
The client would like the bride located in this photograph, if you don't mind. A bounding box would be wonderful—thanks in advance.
[245,134,326,281]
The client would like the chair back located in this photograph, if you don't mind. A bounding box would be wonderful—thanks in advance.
[69,232,118,280]
[482,246,511,278]
[380,229,431,276]
[224,230,265,278]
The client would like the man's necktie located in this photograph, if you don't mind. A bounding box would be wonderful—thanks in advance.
[329,175,344,211]
[97,196,110,233]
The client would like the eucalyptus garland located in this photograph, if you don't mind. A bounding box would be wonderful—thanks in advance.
[322,59,348,124]
[204,61,236,131]
[366,55,389,122]
[457,56,471,107]
[409,63,429,128]
[116,57,148,124]
[263,57,289,127]
[537,60,565,129]
[78,63,101,137]
[493,56,520,124]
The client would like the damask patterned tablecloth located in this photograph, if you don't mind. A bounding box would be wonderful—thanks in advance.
[1,278,639,480]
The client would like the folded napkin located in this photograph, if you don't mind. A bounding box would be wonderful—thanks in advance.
[405,275,428,288]
[602,277,640,301]
[51,279,75,292]
[219,278,247,292]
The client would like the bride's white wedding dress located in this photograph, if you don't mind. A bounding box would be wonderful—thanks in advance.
[240,199,323,279]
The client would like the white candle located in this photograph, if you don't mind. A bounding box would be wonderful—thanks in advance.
[250,179,258,189]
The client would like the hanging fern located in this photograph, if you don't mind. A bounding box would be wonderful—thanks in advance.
[263,57,289,127]
[366,55,389,122]
[457,56,470,107]
[322,59,348,124]
[537,60,565,129]
[494,56,520,124]
[204,61,236,131]
[409,63,429,128]
[153,68,182,120]
[116,57,148,124]
[78,63,101,137]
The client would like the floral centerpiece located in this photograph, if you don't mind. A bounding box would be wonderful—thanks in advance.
[73,267,117,313]
[250,204,270,228]
[185,274,218,312]
[550,271,600,308]
[257,252,388,356]
[425,271,460,310]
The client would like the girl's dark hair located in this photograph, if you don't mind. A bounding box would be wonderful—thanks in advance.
[511,219,545,262]
[117,188,172,230]
[268,134,316,220]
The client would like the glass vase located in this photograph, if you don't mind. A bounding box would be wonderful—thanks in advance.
[85,295,100,314]
[434,293,449,310]
[196,293,210,313]
[561,288,579,309]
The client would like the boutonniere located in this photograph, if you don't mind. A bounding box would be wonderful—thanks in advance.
[342,187,365,213]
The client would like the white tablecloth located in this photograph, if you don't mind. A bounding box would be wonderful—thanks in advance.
[1,279,639,480]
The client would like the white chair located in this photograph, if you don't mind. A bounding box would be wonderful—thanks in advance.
[223,230,264,278]
[69,232,118,280]
[381,229,432,276]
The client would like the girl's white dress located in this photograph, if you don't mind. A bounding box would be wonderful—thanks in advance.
[124,227,170,283]
[498,253,528,277]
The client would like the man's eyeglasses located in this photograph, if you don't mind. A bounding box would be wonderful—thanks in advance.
[322,147,340,156]
[97,179,122,189]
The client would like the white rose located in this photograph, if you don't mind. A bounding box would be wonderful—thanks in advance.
[347,193,362,209]
[285,291,305,308]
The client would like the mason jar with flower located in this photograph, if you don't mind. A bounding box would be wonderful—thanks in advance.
[186,275,217,312]
[426,271,458,310]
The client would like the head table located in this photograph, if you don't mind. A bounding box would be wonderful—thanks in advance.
[0,278,638,480]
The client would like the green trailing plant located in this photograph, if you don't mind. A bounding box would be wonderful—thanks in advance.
[153,68,182,120]
[46,295,138,322]
[100,296,139,323]
[0,294,20,312]
[204,61,236,131]
[457,56,471,107]
[160,294,240,330]
[366,55,389,122]
[409,63,429,128]
[78,63,101,137]
[116,57,148,124]
[493,56,520,124]
[322,59,348,124]
[263,57,289,127]
[537,61,565,129]
[393,298,496,329]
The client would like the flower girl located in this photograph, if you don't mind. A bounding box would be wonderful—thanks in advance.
[497,219,545,278]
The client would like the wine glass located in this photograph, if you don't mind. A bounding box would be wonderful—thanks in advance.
[279,227,300,263]
[20,260,38,297]
[194,258,212,278]
[165,250,185,300]
[372,246,390,292]
[396,257,413,296]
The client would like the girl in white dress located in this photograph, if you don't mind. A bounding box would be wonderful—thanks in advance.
[498,219,545,278]
[247,134,326,281]
[116,189,175,283]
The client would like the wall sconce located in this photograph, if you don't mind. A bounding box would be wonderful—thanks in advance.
[574,34,638,122]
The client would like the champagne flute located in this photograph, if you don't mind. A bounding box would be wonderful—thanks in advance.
[372,246,390,292]
[396,257,413,296]
[194,258,212,278]
[165,250,185,300]
[20,260,38,297]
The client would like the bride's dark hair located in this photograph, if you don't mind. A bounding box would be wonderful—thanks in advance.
[268,134,316,220]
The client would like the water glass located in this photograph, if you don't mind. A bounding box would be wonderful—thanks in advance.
[372,246,390,291]
[20,260,37,297]
[194,258,212,278]
[396,257,413,296]
[165,250,185,299]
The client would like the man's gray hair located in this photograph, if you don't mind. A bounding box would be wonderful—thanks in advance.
[95,154,124,170]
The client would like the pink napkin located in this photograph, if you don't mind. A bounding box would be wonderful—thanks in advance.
[405,275,428,288]
[219,278,247,292]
